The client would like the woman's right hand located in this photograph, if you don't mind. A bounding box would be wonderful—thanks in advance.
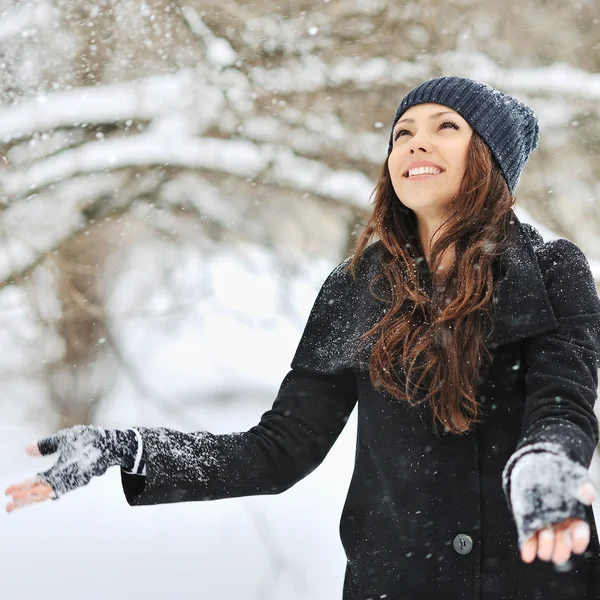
[5,425,136,513]
[5,442,55,513]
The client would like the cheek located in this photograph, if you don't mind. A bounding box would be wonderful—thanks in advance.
[450,163,468,185]
[387,154,397,173]
[387,153,405,180]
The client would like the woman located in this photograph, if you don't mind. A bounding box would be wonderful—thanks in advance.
[6,77,600,600]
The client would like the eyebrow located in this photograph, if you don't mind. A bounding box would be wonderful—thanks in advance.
[394,111,458,131]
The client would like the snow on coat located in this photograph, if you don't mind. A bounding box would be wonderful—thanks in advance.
[120,210,600,600]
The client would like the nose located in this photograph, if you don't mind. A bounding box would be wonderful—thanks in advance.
[408,130,433,154]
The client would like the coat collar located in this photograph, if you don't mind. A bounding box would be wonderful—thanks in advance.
[488,212,558,349]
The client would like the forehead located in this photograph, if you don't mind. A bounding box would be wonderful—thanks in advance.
[400,102,457,118]
[394,102,472,132]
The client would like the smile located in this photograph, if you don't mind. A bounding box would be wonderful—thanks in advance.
[403,166,445,179]
[404,171,444,181]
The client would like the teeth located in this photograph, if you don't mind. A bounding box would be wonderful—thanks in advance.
[408,166,442,177]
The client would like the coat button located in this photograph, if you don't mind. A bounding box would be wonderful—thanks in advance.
[453,533,473,555]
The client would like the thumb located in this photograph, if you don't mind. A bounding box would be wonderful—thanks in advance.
[29,434,61,457]
[577,481,596,505]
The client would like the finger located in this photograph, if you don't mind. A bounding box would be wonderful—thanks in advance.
[25,443,42,457]
[577,481,596,505]
[4,477,46,495]
[36,435,60,456]
[6,493,52,514]
[8,482,54,501]
[537,527,555,561]
[552,527,572,565]
[521,535,537,563]
[570,520,590,555]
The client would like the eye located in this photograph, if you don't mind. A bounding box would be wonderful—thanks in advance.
[393,128,410,141]
[393,120,460,142]
[440,120,459,131]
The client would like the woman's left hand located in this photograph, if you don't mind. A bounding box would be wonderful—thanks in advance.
[520,481,595,564]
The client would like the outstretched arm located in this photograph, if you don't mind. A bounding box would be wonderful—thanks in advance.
[5,257,363,511]
[120,367,357,505]
[5,367,357,510]
[501,239,600,565]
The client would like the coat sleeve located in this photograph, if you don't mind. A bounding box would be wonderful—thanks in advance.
[501,239,600,542]
[120,260,359,506]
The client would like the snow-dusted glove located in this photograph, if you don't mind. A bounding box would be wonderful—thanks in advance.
[502,443,591,548]
[35,425,139,499]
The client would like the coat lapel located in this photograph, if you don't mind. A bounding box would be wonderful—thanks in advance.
[489,213,558,349]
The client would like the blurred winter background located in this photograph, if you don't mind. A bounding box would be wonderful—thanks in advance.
[1,0,600,598]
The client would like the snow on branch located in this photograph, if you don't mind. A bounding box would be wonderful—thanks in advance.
[437,52,600,101]
[180,5,238,68]
[1,133,373,209]
[249,50,600,104]
[271,147,373,209]
[0,68,225,144]
[2,135,270,196]
[0,173,127,286]
[0,0,55,45]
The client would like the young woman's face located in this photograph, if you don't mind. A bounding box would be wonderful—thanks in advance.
[387,103,473,219]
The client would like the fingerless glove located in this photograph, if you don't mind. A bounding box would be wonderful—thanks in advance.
[502,442,590,547]
[36,425,140,499]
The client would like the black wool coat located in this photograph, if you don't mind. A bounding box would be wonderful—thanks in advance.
[121,212,600,600]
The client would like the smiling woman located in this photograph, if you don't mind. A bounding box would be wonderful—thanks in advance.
[5,76,600,600]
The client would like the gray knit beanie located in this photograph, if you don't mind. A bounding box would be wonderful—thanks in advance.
[387,77,539,195]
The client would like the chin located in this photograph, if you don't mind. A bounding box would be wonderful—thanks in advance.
[399,197,443,209]
[399,190,455,208]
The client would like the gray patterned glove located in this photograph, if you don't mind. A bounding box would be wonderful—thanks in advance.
[502,442,591,548]
[35,425,139,499]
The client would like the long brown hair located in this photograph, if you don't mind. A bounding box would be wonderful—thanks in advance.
[348,132,515,435]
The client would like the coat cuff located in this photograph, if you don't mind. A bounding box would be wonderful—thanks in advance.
[502,442,589,547]
[121,427,146,476]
